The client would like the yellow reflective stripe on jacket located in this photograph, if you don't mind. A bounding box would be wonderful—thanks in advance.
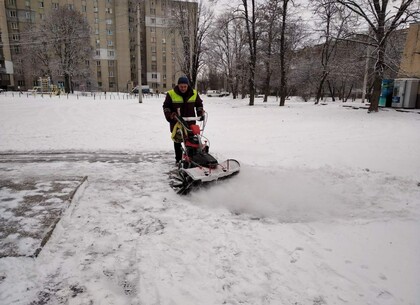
[168,89,197,103]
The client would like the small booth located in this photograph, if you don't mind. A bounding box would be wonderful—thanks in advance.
[392,78,420,109]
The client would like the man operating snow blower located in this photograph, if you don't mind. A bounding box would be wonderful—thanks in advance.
[163,76,205,165]
[163,76,240,195]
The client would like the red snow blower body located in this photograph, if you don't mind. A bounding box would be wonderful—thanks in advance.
[171,113,240,195]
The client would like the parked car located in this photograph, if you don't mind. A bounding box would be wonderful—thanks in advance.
[131,86,152,94]
[206,90,230,97]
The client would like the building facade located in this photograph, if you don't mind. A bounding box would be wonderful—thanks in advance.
[0,0,197,92]
[399,22,420,79]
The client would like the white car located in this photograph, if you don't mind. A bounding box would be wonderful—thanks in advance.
[206,90,229,97]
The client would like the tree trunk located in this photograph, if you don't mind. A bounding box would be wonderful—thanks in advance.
[327,80,335,101]
[344,83,353,102]
[369,40,386,112]
[263,60,271,102]
[242,0,257,106]
[64,73,71,93]
[315,72,328,104]
[279,0,289,107]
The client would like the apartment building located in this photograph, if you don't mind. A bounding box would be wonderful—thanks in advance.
[399,22,420,78]
[0,0,197,92]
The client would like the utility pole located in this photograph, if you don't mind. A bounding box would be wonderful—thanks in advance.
[137,2,143,103]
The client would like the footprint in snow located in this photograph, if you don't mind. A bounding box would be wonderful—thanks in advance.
[290,247,304,263]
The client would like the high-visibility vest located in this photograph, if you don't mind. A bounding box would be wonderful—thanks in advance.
[168,89,197,103]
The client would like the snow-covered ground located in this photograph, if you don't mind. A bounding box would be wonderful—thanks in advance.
[0,92,419,305]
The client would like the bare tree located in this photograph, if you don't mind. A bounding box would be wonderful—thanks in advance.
[19,25,55,85]
[207,12,248,98]
[277,0,293,106]
[19,8,92,93]
[327,38,366,101]
[41,7,92,93]
[170,0,214,88]
[239,0,259,105]
[336,0,419,112]
[312,0,352,104]
[259,0,282,102]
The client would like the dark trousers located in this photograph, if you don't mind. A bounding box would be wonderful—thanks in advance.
[174,142,182,162]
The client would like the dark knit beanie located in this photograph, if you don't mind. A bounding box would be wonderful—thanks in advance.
[177,76,189,85]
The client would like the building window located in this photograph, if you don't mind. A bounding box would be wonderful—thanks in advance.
[12,34,20,41]
[150,27,156,32]
[8,0,16,5]
[162,38,166,44]
[152,73,157,79]
[150,8,156,15]
[106,19,112,25]
[96,50,101,56]
[9,11,17,17]
[107,29,113,35]
[109,71,114,77]
[108,50,115,57]
[11,22,18,29]
[151,18,156,24]
[152,64,157,70]
[106,8,112,14]
[108,61,114,67]
[96,61,101,66]
[163,74,166,80]
[82,5,86,12]
[97,71,101,78]
[151,37,156,43]
[52,3,59,9]
[107,40,113,46]
[25,0,30,7]
[25,12,31,19]
[39,1,44,8]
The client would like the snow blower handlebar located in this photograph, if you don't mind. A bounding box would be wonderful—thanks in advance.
[173,112,208,137]
[183,116,205,122]
[175,115,205,122]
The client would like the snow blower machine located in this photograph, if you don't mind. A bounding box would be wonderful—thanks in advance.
[170,113,240,195]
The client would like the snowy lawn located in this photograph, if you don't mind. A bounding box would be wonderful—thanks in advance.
[0,92,419,305]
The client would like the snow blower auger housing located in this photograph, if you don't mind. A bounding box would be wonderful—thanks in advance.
[171,113,240,195]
